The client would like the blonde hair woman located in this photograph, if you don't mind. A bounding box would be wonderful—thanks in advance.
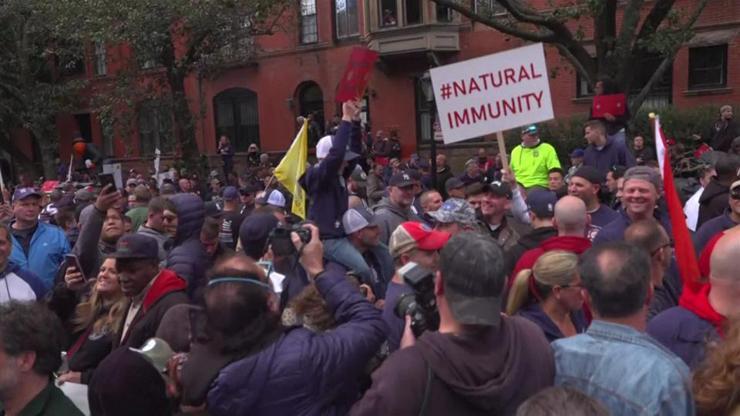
[51,256,126,384]
[506,251,586,342]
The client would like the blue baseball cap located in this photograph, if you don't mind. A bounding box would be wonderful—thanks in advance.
[222,186,239,201]
[570,148,585,158]
[526,189,557,218]
[12,187,42,203]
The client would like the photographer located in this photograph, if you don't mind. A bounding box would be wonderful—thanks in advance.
[383,222,450,352]
[206,224,386,415]
[353,232,555,415]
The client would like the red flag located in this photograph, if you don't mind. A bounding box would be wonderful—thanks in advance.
[335,47,379,102]
[654,117,702,292]
[592,93,626,118]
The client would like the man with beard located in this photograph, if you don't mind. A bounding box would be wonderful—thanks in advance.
[373,173,421,245]
[342,207,394,301]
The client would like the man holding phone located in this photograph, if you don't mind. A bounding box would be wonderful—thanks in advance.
[8,187,70,290]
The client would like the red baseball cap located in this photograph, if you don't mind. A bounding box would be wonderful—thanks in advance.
[389,221,451,258]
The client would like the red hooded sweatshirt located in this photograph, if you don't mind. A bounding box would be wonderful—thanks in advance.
[508,236,592,288]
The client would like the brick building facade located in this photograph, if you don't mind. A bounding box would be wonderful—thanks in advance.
[12,0,740,173]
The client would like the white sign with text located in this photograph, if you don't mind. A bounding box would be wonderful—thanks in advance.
[430,43,554,144]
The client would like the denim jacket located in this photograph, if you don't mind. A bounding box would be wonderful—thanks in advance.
[552,320,695,416]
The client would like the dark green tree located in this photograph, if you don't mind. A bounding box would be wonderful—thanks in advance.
[48,0,290,172]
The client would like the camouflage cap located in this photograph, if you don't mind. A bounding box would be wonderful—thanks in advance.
[428,198,477,225]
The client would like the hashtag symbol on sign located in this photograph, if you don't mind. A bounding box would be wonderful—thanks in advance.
[440,83,452,100]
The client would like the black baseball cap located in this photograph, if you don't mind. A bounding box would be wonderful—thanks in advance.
[111,234,159,260]
[571,166,604,185]
[440,232,505,326]
[487,181,513,199]
[389,172,415,188]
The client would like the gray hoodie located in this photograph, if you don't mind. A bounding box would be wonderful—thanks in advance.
[372,197,420,245]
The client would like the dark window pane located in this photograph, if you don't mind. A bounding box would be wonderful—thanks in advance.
[689,45,727,89]
[405,0,421,25]
[214,89,260,152]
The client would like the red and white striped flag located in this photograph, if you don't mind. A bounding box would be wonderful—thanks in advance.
[654,116,702,292]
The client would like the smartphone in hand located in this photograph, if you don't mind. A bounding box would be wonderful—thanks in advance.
[64,254,86,281]
[99,173,116,193]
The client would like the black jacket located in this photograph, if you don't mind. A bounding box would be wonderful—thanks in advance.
[697,180,730,229]
[504,226,557,276]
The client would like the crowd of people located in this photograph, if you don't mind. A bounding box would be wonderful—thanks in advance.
[0,99,739,416]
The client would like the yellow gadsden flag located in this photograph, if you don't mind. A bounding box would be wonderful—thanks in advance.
[274,120,308,219]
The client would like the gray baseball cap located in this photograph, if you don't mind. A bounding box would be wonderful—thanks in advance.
[440,232,505,327]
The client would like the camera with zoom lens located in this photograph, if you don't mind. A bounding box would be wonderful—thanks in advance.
[268,225,311,256]
[394,262,439,338]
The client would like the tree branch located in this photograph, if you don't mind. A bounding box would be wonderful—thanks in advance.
[429,0,555,42]
[629,0,709,111]
[634,0,676,47]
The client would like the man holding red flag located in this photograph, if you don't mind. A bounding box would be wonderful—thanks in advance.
[648,228,740,368]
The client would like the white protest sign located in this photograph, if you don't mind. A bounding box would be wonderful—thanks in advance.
[102,163,123,189]
[430,43,554,144]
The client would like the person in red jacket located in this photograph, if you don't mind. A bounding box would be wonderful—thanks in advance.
[509,196,591,287]
[110,233,188,349]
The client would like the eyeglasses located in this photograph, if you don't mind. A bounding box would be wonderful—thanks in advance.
[651,240,674,256]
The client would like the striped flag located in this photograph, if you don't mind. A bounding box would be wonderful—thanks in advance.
[274,120,309,219]
[654,115,702,291]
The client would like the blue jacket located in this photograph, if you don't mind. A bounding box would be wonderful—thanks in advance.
[166,194,208,299]
[9,221,70,290]
[207,263,386,416]
[583,136,635,177]
[647,306,719,370]
[592,207,672,245]
[300,121,362,239]
[553,320,695,416]
[693,211,736,257]
[516,303,587,343]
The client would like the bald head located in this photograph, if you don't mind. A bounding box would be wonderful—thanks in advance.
[554,196,588,235]
[710,228,740,281]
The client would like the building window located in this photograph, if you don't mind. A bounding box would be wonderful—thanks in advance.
[214,88,260,152]
[297,82,325,147]
[689,44,728,90]
[436,3,453,22]
[404,0,422,25]
[379,0,398,27]
[138,102,174,156]
[336,0,359,38]
[300,0,318,44]
[474,0,506,15]
[94,41,107,76]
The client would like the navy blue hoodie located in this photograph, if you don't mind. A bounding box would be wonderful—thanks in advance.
[300,121,362,239]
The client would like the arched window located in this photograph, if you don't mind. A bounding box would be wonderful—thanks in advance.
[214,88,259,152]
[297,82,325,146]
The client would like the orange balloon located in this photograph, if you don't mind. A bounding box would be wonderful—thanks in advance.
[73,142,86,156]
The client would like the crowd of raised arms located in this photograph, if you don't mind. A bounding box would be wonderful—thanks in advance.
[0,100,740,416]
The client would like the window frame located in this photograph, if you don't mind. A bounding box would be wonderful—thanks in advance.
[300,0,319,44]
[335,0,360,39]
[688,44,728,90]
[473,0,507,16]
[138,102,174,156]
[93,41,107,76]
